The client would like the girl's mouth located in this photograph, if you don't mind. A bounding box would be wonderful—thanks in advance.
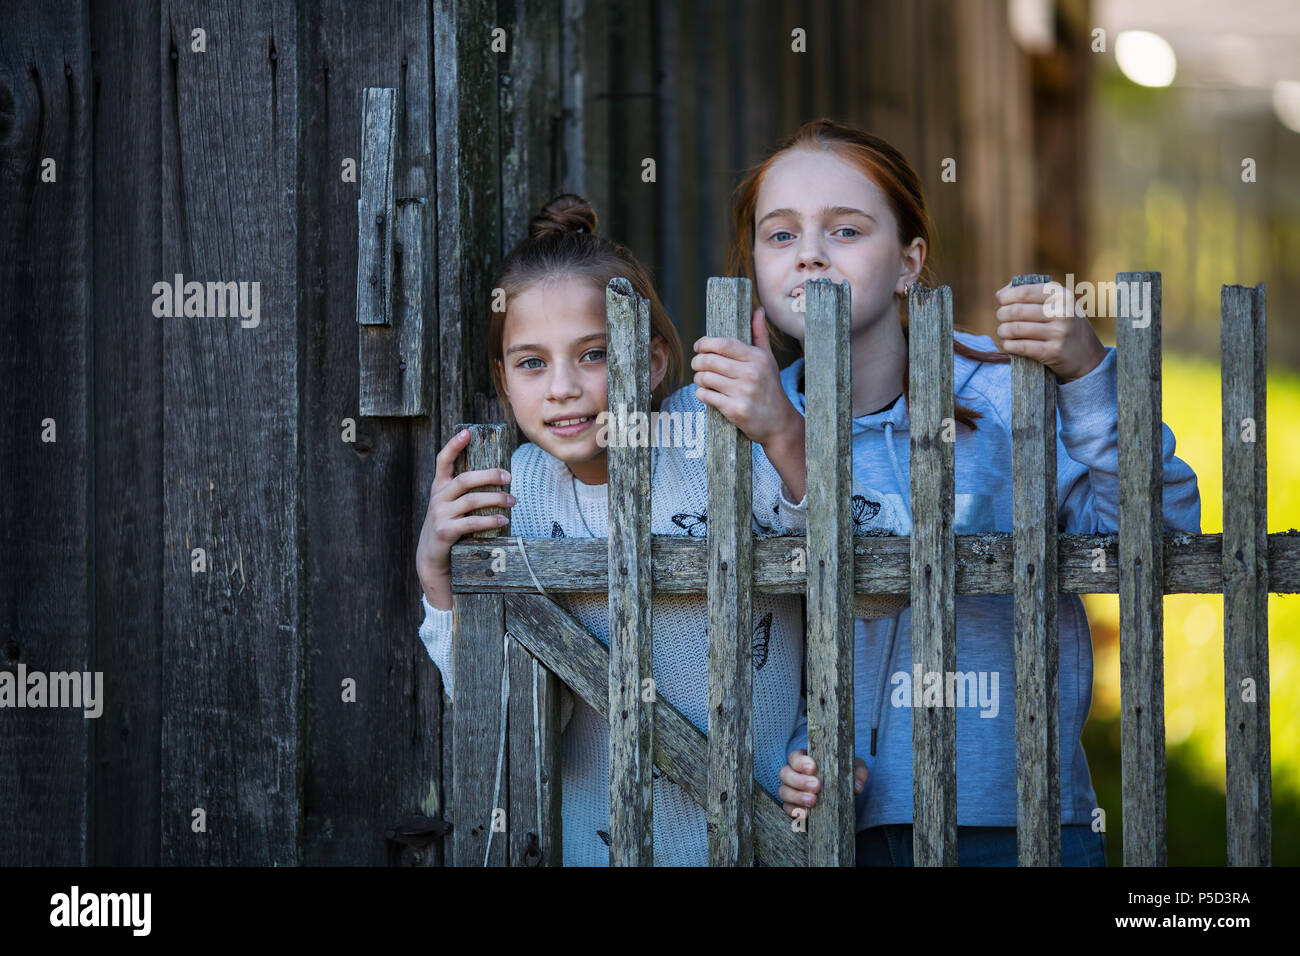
[546,415,595,436]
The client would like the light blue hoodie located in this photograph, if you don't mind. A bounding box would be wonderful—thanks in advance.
[783,331,1202,829]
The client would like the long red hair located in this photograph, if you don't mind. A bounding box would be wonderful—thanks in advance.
[728,118,1008,430]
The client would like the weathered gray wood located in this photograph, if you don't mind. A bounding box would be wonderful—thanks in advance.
[1010,273,1061,866]
[451,531,1300,595]
[560,0,608,221]
[705,277,755,866]
[1221,282,1271,866]
[507,638,563,866]
[301,0,442,867]
[158,0,300,866]
[908,283,957,866]
[356,88,396,328]
[1115,270,1166,866]
[504,594,807,866]
[437,0,506,845]
[652,0,687,342]
[0,0,93,866]
[90,0,164,866]
[607,0,656,268]
[451,424,513,866]
[605,277,653,865]
[435,0,500,444]
[498,0,562,254]
[490,0,565,868]
[357,72,434,415]
[802,278,856,866]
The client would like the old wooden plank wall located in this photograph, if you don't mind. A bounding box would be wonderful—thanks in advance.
[0,0,94,866]
[0,0,1043,865]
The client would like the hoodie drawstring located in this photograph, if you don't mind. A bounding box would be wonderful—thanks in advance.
[871,422,910,756]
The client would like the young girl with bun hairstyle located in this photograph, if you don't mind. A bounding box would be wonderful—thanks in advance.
[415,193,904,865]
[729,119,1201,866]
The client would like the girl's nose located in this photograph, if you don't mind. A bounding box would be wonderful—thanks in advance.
[547,363,582,400]
[796,235,828,270]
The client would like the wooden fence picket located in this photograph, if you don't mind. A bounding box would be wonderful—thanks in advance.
[1221,282,1271,867]
[705,277,756,866]
[1010,273,1062,866]
[605,278,654,866]
[1116,271,1167,866]
[803,278,857,867]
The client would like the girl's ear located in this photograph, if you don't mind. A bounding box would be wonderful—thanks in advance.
[896,237,927,295]
[648,335,669,392]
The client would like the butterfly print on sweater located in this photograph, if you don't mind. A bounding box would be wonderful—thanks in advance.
[551,522,566,538]
[851,494,882,529]
[752,612,773,671]
[671,511,707,537]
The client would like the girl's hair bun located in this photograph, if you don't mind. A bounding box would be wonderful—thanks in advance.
[529,193,598,239]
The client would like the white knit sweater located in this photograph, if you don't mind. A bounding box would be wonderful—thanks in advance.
[418,385,905,865]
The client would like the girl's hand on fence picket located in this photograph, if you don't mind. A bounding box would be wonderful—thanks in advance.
[691,307,802,447]
[416,428,516,611]
[993,280,1108,383]
[778,749,868,817]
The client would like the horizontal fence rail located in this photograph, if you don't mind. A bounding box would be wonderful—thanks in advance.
[445,273,1290,866]
[450,534,1300,594]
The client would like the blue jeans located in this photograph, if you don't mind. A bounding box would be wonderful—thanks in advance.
[855,824,1107,866]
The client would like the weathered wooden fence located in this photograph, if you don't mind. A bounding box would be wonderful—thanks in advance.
[446,273,1292,866]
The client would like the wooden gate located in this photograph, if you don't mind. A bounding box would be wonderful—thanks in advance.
[446,274,1291,866]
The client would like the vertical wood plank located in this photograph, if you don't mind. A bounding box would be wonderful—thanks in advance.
[499,0,562,250]
[301,0,441,866]
[451,423,512,866]
[1115,270,1166,866]
[0,0,93,866]
[1010,273,1061,866]
[498,0,565,869]
[807,0,830,114]
[705,277,755,866]
[803,278,855,867]
[561,0,608,224]
[702,0,733,336]
[909,283,957,867]
[393,0,441,861]
[606,0,656,267]
[779,0,803,152]
[507,639,563,866]
[356,87,396,328]
[435,0,501,444]
[654,0,685,340]
[90,0,164,866]
[606,277,654,866]
[1221,282,1271,866]
[159,0,300,865]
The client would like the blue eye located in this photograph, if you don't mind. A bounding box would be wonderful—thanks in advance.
[834,227,860,238]
[519,357,544,371]
[770,230,794,243]
[582,348,606,363]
